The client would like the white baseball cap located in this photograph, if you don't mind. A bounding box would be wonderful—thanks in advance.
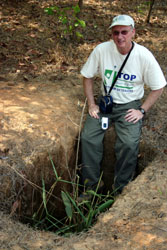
[109,15,135,28]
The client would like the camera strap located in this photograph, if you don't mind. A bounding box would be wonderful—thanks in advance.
[103,41,134,95]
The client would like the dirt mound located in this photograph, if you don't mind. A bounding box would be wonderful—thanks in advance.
[0,78,84,218]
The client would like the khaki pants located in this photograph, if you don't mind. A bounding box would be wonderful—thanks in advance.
[81,100,142,192]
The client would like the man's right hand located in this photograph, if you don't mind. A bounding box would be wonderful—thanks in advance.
[83,77,99,119]
[88,104,100,119]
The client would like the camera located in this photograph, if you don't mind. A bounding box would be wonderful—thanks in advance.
[99,95,113,114]
[101,117,108,130]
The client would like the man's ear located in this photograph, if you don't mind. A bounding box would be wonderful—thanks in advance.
[132,28,136,38]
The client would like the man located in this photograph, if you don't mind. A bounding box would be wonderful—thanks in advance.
[80,15,166,195]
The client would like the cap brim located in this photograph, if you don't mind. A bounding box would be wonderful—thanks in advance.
[109,22,134,28]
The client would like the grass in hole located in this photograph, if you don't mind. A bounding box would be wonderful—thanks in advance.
[24,156,115,236]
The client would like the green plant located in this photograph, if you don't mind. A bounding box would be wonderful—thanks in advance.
[31,157,114,235]
[44,4,86,39]
[61,189,114,233]
[137,1,151,15]
[137,0,155,23]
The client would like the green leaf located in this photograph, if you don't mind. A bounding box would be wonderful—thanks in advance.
[44,7,55,15]
[62,17,68,24]
[59,15,63,21]
[137,9,145,14]
[61,191,73,221]
[94,199,114,216]
[87,189,100,197]
[85,208,94,227]
[76,31,83,38]
[55,223,76,235]
[77,19,86,28]
[144,1,151,6]
[74,22,79,27]
[69,25,73,32]
[73,5,80,14]
[42,178,48,214]
[46,217,63,230]
[49,155,59,180]
[65,192,87,223]
[64,7,71,11]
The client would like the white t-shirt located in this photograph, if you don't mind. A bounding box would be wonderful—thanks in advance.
[81,40,166,104]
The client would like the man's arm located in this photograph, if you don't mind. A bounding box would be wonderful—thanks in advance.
[140,88,164,112]
[125,88,164,123]
[83,77,100,119]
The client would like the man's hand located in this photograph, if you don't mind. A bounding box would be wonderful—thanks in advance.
[83,77,99,119]
[125,109,143,123]
[88,104,100,119]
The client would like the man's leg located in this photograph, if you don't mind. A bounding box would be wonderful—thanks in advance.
[81,114,106,188]
[113,101,142,192]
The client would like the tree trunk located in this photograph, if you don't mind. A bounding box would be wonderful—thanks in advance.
[146,0,155,23]
[78,0,83,11]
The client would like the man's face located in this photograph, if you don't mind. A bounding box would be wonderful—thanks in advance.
[111,25,135,53]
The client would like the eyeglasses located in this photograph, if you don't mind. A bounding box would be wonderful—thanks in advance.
[112,30,131,36]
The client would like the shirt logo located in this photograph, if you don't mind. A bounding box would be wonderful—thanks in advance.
[104,69,136,91]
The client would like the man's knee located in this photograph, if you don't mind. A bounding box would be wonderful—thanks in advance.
[116,138,139,156]
[125,139,139,150]
[81,130,90,143]
[81,131,98,148]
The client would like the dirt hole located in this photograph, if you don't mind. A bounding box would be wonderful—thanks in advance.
[7,138,156,235]
[0,134,157,235]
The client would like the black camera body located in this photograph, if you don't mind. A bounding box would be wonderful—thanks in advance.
[99,95,113,114]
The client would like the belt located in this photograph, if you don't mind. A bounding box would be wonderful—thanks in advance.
[112,102,125,106]
[113,100,140,106]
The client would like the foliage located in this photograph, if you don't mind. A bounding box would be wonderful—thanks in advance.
[146,0,155,23]
[137,1,151,15]
[44,4,86,40]
[31,156,114,235]
[137,0,155,23]
[61,190,114,233]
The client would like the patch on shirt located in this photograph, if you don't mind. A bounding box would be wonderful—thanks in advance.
[104,69,136,93]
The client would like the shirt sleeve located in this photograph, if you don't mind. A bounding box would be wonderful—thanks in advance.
[143,51,166,90]
[80,47,100,78]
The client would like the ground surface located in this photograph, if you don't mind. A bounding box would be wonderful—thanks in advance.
[0,0,167,249]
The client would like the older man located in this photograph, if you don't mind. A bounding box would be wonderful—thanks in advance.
[80,15,166,196]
